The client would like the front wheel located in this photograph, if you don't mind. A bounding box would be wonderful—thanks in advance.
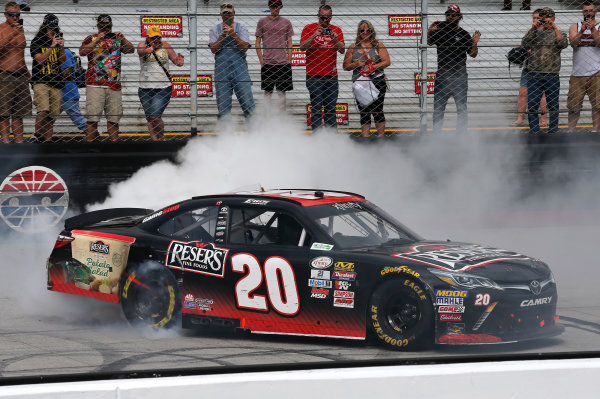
[368,278,433,350]
[119,261,181,329]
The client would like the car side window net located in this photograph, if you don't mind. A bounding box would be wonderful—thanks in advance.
[229,208,311,247]
[157,206,218,242]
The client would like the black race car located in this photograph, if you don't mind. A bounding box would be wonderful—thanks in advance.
[46,189,562,349]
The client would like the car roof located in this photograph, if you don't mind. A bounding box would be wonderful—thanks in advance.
[192,189,366,207]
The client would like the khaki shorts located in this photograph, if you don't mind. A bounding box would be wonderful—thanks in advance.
[33,83,62,119]
[567,73,600,112]
[0,71,32,118]
[86,86,122,123]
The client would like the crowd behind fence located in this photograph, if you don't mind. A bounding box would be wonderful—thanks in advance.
[0,0,597,142]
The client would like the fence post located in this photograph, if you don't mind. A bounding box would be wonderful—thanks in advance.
[419,0,429,133]
[188,0,198,136]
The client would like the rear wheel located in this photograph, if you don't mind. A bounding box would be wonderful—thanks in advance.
[368,278,433,350]
[119,262,181,329]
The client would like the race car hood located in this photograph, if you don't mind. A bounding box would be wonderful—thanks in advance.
[360,240,552,282]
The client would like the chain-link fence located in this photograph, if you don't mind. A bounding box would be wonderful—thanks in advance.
[0,0,594,142]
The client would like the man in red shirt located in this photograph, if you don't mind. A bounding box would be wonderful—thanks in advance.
[300,5,344,132]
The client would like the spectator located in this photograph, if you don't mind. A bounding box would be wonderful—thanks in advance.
[428,4,480,133]
[567,1,600,133]
[30,14,65,142]
[521,7,568,134]
[255,0,293,113]
[61,47,86,132]
[80,14,134,142]
[513,9,548,127]
[137,26,184,141]
[0,1,31,143]
[343,20,390,138]
[502,0,530,11]
[300,4,345,132]
[209,3,255,124]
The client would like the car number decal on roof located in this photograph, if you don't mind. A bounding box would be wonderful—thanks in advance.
[392,244,531,272]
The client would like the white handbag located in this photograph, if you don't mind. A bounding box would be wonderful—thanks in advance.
[352,75,380,107]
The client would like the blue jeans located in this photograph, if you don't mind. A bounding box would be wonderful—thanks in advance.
[214,61,255,120]
[306,75,339,131]
[433,75,468,133]
[138,87,172,120]
[61,99,86,131]
[527,72,559,133]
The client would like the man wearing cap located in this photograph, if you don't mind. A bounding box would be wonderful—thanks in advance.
[30,13,65,142]
[300,4,344,132]
[522,7,568,134]
[0,1,32,143]
[567,1,600,133]
[80,14,134,141]
[428,4,481,134]
[255,0,293,113]
[209,3,255,124]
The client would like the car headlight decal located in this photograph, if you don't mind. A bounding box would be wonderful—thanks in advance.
[429,268,504,290]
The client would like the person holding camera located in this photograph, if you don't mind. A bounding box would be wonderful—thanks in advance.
[428,4,480,134]
[209,3,255,125]
[521,7,568,134]
[567,1,600,133]
[0,1,31,143]
[137,26,184,141]
[343,20,390,138]
[80,14,134,141]
[300,4,345,132]
[30,14,65,142]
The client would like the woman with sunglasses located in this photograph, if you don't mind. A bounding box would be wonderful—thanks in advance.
[343,20,390,138]
[137,25,184,141]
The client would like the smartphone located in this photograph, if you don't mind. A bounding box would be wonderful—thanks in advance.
[105,32,116,39]
[56,32,63,38]
[18,18,23,26]
[225,18,233,27]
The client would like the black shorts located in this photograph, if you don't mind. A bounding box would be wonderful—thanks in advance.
[261,64,293,92]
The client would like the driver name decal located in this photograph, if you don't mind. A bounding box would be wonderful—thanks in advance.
[165,241,229,277]
[392,244,531,272]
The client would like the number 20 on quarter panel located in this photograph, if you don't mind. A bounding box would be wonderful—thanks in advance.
[231,253,300,316]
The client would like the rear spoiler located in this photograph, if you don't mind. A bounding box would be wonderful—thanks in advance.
[64,208,153,231]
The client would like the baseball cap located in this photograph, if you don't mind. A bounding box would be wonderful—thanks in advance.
[42,14,59,31]
[97,14,112,26]
[446,4,461,14]
[268,0,283,8]
[148,25,162,38]
[220,3,234,13]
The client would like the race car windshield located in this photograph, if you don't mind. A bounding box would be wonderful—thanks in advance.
[305,201,419,249]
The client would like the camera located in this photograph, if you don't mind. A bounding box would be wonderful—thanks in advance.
[105,32,116,39]
[18,18,23,26]
[540,20,547,25]
[322,27,332,35]
[56,32,63,38]
[584,14,592,21]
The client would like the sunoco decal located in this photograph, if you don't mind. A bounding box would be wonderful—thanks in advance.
[0,166,69,233]
[392,244,531,272]
[165,241,229,277]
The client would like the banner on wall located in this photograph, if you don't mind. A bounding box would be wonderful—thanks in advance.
[140,16,183,37]
[171,75,213,97]
[306,103,349,127]
[389,15,422,36]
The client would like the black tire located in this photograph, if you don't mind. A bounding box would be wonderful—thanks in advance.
[119,261,181,329]
[368,278,434,350]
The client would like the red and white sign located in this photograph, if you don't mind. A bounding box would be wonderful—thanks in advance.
[171,75,213,97]
[389,15,422,36]
[332,271,356,281]
[333,297,355,308]
[334,290,355,299]
[140,16,183,38]
[440,313,462,321]
[306,103,349,127]
[414,72,436,94]
[291,45,306,66]
[438,305,465,313]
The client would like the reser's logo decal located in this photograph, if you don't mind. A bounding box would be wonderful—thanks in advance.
[89,240,110,255]
[165,241,229,277]
[391,244,531,272]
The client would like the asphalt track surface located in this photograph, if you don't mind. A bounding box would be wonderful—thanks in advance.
[0,221,598,382]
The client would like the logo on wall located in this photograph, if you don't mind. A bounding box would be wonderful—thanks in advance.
[0,166,69,233]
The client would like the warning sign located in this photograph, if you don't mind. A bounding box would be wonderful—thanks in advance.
[389,15,422,36]
[306,103,349,127]
[414,72,436,94]
[171,75,213,97]
[140,16,183,38]
[291,45,306,66]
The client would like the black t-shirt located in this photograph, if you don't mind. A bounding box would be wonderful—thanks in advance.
[30,35,64,89]
[430,23,473,77]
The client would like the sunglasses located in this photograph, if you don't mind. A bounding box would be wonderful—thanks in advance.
[319,15,332,20]
[5,12,20,17]
[221,12,233,16]
[447,12,460,17]
[360,29,372,33]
